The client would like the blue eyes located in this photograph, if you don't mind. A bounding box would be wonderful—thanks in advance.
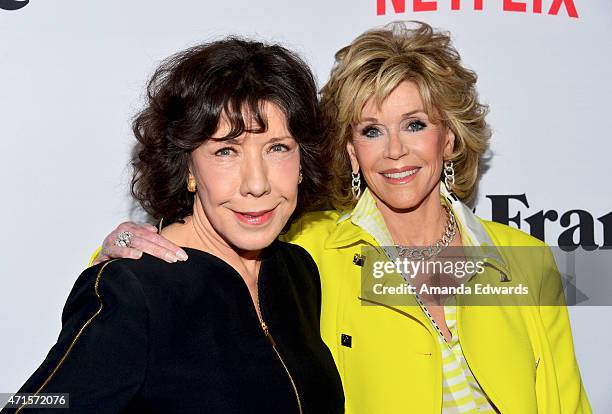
[362,127,382,139]
[215,148,234,157]
[407,121,426,132]
[270,143,289,152]
[214,144,290,157]
[361,121,427,138]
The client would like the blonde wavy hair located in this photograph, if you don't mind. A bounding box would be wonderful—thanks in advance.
[320,21,491,210]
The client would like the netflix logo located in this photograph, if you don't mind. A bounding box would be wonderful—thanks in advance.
[376,0,579,18]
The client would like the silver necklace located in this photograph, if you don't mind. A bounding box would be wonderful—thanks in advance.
[395,205,457,261]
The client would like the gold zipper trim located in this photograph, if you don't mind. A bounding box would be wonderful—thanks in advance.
[256,276,302,414]
[260,321,303,414]
[16,259,118,414]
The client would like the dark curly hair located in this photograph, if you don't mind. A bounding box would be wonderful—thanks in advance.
[131,37,325,225]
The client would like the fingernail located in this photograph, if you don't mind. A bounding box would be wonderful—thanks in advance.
[134,251,143,259]
[165,252,178,263]
[176,250,188,261]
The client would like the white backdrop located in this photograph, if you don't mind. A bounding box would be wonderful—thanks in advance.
[1,0,610,411]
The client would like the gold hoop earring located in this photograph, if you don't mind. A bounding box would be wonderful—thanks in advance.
[187,175,197,193]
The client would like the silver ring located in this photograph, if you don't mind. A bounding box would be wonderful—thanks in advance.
[114,231,134,248]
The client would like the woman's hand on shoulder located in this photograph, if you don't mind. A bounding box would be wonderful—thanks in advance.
[93,222,188,265]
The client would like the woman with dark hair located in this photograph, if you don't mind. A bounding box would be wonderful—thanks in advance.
[3,38,343,413]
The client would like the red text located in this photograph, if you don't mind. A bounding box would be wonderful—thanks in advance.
[376,0,579,18]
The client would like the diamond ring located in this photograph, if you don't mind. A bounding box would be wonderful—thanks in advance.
[114,231,134,248]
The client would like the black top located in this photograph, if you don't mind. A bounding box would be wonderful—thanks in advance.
[4,241,344,413]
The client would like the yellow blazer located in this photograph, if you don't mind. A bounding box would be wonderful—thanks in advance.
[283,210,591,414]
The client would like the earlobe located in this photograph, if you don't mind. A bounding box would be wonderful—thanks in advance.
[443,128,456,157]
[346,142,360,173]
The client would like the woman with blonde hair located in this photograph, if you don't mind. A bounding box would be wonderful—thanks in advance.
[92,22,590,413]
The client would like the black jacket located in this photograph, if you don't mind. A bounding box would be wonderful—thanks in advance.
[3,241,344,413]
